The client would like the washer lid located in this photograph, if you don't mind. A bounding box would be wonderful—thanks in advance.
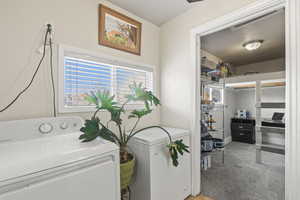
[128,127,190,146]
[0,132,118,182]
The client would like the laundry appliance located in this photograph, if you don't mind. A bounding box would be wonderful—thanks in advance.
[0,117,120,200]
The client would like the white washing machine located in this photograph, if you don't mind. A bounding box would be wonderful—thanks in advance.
[128,127,191,200]
[0,117,120,200]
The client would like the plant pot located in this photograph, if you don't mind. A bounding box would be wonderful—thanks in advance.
[120,156,135,189]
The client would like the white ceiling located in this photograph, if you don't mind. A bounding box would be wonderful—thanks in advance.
[107,0,203,26]
[201,10,285,66]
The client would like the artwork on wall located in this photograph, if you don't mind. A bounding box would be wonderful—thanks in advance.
[98,4,142,55]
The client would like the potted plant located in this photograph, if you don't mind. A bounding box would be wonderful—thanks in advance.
[79,82,189,197]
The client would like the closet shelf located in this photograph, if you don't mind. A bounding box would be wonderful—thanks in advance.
[201,76,224,85]
[257,143,285,155]
[201,104,225,112]
[256,102,285,109]
[208,129,224,133]
[201,73,226,167]
[201,104,224,108]
[202,148,225,156]
[255,80,286,163]
[257,126,285,134]
[208,130,224,139]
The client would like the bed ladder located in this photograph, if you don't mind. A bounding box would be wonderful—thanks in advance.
[255,80,285,163]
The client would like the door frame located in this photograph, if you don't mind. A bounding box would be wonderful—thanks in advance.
[190,0,300,199]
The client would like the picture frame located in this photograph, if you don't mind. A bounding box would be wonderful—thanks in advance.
[98,4,142,55]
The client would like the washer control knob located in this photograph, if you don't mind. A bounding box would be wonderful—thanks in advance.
[60,122,69,130]
[39,123,53,134]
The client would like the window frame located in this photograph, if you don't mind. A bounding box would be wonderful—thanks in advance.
[58,44,156,113]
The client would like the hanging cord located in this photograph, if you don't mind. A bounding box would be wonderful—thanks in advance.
[49,27,56,117]
[0,24,55,115]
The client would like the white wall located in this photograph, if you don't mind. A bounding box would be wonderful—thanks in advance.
[224,88,236,138]
[160,0,258,129]
[234,57,285,75]
[0,0,160,128]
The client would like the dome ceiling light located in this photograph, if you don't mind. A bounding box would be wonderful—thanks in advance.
[243,40,264,51]
[187,0,205,3]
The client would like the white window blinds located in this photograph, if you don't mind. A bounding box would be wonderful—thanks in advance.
[63,56,153,108]
[115,66,153,104]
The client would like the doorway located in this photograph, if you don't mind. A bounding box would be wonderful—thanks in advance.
[199,9,285,200]
[189,0,300,199]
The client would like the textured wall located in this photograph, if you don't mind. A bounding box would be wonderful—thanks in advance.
[0,0,160,129]
[160,0,258,129]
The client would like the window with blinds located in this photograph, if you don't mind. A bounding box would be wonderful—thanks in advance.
[63,56,153,109]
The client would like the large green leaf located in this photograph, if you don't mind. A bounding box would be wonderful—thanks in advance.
[125,82,160,111]
[85,90,124,125]
[79,118,100,142]
[84,92,98,105]
[84,90,120,110]
[176,140,190,155]
[128,109,152,119]
[96,91,117,110]
[169,144,179,167]
[110,109,123,125]
[167,140,190,167]
[79,117,118,144]
[98,126,117,144]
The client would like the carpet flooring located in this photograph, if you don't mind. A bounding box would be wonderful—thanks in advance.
[201,142,285,200]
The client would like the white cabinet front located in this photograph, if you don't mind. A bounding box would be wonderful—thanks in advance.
[0,158,119,200]
[150,136,191,200]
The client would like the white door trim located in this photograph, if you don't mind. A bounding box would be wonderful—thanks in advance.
[190,32,201,196]
[284,0,300,199]
[190,0,299,198]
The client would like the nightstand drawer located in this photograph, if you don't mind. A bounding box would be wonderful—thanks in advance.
[232,130,254,144]
[231,123,253,130]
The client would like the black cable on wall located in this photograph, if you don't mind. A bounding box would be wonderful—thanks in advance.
[49,25,57,117]
[0,24,57,117]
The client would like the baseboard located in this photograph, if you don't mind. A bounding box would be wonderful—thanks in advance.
[225,136,232,145]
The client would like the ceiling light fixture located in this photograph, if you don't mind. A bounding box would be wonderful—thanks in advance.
[243,40,264,51]
[186,0,205,3]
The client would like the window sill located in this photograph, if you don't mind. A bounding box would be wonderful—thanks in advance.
[58,104,146,114]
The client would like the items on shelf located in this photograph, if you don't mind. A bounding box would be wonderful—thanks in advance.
[201,58,232,81]
[235,109,251,119]
[207,115,216,130]
[201,155,211,170]
[201,137,214,152]
[201,57,227,166]
[201,134,225,152]
[262,112,285,128]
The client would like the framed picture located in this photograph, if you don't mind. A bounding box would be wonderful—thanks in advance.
[99,4,142,55]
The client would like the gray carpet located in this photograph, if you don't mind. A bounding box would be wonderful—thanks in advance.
[201,142,285,200]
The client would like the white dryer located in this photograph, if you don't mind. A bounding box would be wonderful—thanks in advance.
[0,117,120,200]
